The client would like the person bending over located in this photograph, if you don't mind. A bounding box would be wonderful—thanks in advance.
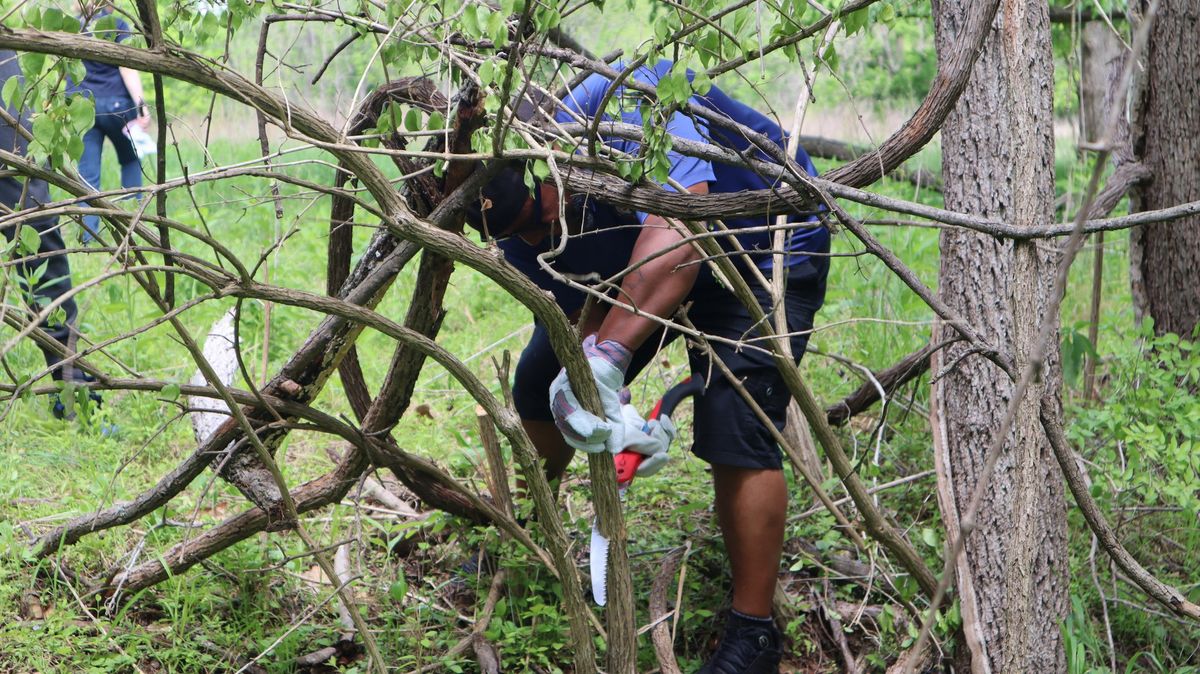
[465,60,830,674]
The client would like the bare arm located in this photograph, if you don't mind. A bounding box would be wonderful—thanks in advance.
[594,181,707,350]
[118,66,150,129]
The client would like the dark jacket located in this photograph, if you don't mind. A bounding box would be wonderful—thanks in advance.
[0,49,80,381]
[0,50,54,210]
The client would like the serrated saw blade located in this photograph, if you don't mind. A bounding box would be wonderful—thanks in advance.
[590,518,609,606]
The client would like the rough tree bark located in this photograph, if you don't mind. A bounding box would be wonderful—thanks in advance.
[930,1,1069,671]
[1130,1,1200,338]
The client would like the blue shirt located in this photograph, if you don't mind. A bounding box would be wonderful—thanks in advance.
[68,10,134,100]
[500,60,829,315]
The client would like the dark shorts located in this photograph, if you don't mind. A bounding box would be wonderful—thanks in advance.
[512,256,829,470]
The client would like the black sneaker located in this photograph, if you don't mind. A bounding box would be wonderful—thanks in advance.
[698,611,783,674]
[445,546,491,606]
[50,376,114,435]
[50,389,103,420]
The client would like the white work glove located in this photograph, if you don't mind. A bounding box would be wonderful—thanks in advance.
[549,335,632,454]
[619,403,677,477]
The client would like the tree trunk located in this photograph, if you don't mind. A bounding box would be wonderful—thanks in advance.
[1081,22,1123,146]
[1081,22,1123,397]
[1130,1,1200,338]
[930,1,1069,672]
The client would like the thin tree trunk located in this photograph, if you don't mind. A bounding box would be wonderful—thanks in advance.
[1082,21,1122,397]
[1130,1,1200,338]
[931,1,1069,671]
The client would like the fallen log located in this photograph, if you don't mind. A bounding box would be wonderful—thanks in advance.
[825,341,939,427]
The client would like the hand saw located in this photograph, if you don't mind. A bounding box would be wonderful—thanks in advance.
[591,376,704,606]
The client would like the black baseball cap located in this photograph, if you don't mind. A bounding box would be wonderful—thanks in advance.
[462,161,536,238]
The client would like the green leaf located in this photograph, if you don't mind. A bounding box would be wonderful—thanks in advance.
[404,107,421,132]
[823,43,839,72]
[534,4,561,31]
[389,576,408,602]
[31,115,56,152]
[1,76,21,113]
[697,30,720,68]
[461,5,481,38]
[793,0,808,23]
[1060,328,1094,386]
[92,14,119,40]
[878,605,894,632]
[18,225,40,255]
[920,527,939,548]
[653,16,672,44]
[18,52,45,79]
[59,381,76,418]
[478,60,497,88]
[44,8,73,32]
[842,8,869,36]
[531,159,550,181]
[69,97,95,132]
[161,383,181,402]
[67,135,84,161]
[486,11,507,47]
[21,5,41,29]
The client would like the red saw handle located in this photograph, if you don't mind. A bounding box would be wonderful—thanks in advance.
[613,377,704,485]
[614,450,644,485]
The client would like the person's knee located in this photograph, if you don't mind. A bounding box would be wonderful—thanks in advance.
[512,364,551,421]
[512,328,560,421]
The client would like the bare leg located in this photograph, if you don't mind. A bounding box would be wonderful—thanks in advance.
[712,464,787,617]
[522,419,575,482]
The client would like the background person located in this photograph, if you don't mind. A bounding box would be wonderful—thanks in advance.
[465,60,830,674]
[1,49,100,419]
[70,1,150,244]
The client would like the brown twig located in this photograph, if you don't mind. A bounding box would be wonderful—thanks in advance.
[818,581,859,674]
[648,547,687,674]
[1040,396,1200,619]
[477,406,513,517]
[824,341,944,426]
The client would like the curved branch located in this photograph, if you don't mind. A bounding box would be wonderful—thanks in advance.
[649,547,686,674]
[798,134,941,191]
[107,447,369,592]
[823,0,1001,188]
[30,384,368,558]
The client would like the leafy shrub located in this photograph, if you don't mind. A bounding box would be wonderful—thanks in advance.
[1067,322,1200,518]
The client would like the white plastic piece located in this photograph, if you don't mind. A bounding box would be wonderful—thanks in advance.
[189,308,239,444]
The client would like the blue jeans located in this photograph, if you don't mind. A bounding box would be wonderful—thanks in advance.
[78,95,143,241]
